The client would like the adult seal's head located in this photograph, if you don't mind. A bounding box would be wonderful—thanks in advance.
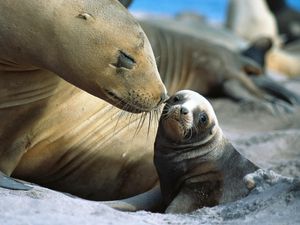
[0,0,167,113]
[154,90,258,213]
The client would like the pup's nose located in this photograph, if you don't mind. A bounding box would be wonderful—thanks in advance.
[180,106,189,115]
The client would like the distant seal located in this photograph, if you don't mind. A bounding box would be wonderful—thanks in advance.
[266,0,300,44]
[225,0,300,77]
[226,0,279,43]
[154,90,259,213]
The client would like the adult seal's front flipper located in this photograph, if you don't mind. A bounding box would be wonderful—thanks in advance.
[0,171,32,191]
[103,185,164,212]
[241,37,273,70]
[250,76,300,106]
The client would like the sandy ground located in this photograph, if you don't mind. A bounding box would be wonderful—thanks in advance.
[1,77,300,224]
[214,78,300,179]
[0,175,299,225]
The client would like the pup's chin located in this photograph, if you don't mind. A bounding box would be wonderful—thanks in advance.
[162,118,186,142]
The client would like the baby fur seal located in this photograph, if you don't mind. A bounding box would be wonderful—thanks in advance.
[154,90,259,213]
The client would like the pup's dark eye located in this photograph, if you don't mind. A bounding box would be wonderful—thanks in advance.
[113,51,135,69]
[166,94,182,104]
[173,95,181,102]
[199,112,208,125]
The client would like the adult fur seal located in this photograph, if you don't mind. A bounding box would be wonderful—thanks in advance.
[154,90,259,213]
[0,0,167,193]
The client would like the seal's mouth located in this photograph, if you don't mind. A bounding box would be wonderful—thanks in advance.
[105,90,153,113]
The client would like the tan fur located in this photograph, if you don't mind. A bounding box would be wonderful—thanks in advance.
[0,0,167,200]
[267,48,300,77]
[1,75,160,200]
[0,0,166,112]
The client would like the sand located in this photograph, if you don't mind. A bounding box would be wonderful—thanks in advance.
[1,77,300,224]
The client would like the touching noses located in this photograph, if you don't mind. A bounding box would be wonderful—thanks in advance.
[157,92,169,106]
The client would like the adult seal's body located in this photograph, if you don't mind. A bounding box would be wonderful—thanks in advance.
[0,0,167,198]
[154,90,259,213]
[140,20,300,107]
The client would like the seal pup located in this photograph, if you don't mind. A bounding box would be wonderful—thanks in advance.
[154,90,259,213]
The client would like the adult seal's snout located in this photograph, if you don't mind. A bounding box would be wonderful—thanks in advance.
[159,92,169,105]
[0,0,167,113]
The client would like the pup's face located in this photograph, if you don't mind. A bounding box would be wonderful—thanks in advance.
[160,90,218,143]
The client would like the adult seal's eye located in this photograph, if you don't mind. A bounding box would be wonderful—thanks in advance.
[199,112,208,125]
[77,12,94,20]
[113,50,135,69]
